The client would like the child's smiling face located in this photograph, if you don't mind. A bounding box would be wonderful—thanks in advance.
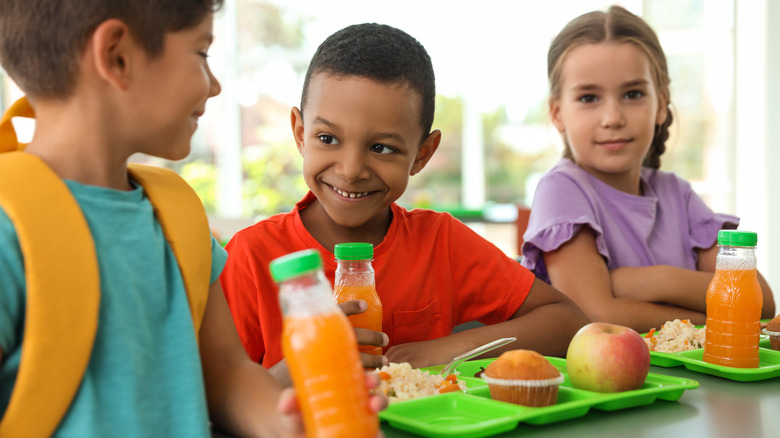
[550,42,668,188]
[129,12,221,161]
[292,73,438,231]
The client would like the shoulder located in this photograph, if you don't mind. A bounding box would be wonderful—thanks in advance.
[534,159,596,199]
[643,167,694,194]
[230,210,297,247]
[530,160,602,221]
[391,203,466,233]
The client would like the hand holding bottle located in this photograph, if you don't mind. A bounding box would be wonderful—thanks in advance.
[338,299,389,369]
[277,372,388,437]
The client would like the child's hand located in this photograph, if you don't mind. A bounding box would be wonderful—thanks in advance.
[338,300,390,369]
[277,373,388,437]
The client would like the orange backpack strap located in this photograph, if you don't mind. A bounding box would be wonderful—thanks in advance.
[127,163,212,335]
[0,152,101,438]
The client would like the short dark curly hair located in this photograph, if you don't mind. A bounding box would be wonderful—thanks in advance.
[300,23,436,140]
[0,0,223,99]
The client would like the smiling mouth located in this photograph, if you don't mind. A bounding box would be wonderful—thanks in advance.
[597,139,631,150]
[328,184,372,199]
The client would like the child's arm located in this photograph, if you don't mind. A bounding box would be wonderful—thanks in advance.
[199,280,292,437]
[200,282,387,436]
[384,278,589,368]
[610,243,775,318]
[544,228,706,333]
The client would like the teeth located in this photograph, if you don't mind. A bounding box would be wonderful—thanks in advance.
[332,186,370,198]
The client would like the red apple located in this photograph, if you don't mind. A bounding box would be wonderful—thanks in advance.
[566,322,650,392]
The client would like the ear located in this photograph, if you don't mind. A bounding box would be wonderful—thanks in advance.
[89,19,136,91]
[410,129,441,176]
[655,99,669,126]
[549,98,565,133]
[291,107,305,156]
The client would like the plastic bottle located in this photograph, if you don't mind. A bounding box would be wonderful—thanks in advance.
[703,230,763,368]
[333,242,383,356]
[269,249,378,438]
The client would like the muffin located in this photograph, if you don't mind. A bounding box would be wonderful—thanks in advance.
[764,315,780,350]
[480,350,564,407]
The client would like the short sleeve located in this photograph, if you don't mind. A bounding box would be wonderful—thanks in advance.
[520,171,610,281]
[446,216,535,324]
[220,232,266,363]
[0,207,25,353]
[209,235,228,284]
[684,184,739,250]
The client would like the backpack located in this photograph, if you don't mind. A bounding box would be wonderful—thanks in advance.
[0,97,212,437]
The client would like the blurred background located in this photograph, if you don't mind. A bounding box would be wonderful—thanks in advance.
[1,0,777,302]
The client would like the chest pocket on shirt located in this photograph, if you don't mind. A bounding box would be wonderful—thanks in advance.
[391,299,442,345]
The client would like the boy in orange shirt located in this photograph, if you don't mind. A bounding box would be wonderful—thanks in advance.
[221,23,589,385]
[0,1,383,436]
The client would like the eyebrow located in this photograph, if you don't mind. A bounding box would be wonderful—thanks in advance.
[312,116,406,143]
[199,32,214,45]
[570,78,650,92]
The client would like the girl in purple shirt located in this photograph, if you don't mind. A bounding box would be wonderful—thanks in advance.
[521,6,774,332]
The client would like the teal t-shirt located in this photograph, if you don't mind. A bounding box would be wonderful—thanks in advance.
[0,178,228,437]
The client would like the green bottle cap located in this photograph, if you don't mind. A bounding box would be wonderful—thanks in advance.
[269,249,322,283]
[334,242,374,260]
[717,230,757,247]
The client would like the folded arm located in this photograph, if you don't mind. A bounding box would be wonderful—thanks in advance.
[543,228,706,333]
[610,243,775,319]
[385,277,589,367]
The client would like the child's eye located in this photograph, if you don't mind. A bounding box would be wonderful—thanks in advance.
[625,90,644,100]
[197,51,210,59]
[318,134,338,145]
[370,144,394,155]
[578,94,598,104]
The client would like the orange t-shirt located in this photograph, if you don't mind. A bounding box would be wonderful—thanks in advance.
[220,192,535,367]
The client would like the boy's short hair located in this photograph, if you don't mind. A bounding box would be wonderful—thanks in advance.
[0,0,223,99]
[300,23,436,140]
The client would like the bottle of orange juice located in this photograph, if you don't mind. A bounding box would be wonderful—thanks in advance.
[269,249,378,438]
[703,230,763,368]
[334,242,383,356]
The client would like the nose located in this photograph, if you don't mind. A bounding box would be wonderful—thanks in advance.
[207,66,221,98]
[600,98,625,129]
[336,146,369,182]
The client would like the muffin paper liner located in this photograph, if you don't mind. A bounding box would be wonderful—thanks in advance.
[480,373,564,387]
[763,328,780,350]
[481,372,565,407]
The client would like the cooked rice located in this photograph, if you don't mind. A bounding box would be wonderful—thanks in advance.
[375,362,464,402]
[645,319,705,352]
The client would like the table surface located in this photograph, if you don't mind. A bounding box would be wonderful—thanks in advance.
[380,364,780,438]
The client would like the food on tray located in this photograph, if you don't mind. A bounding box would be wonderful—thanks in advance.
[375,362,464,402]
[764,314,780,350]
[644,319,705,353]
[480,349,563,407]
[566,322,650,392]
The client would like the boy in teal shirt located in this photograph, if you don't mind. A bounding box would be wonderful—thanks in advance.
[0,1,382,436]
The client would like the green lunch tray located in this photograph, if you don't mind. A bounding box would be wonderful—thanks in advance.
[379,357,699,438]
[644,328,780,381]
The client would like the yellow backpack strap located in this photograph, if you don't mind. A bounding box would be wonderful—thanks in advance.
[0,97,34,152]
[0,152,101,438]
[128,163,212,335]
[0,97,211,436]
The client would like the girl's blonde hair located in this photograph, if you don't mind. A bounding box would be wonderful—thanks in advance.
[548,5,672,169]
